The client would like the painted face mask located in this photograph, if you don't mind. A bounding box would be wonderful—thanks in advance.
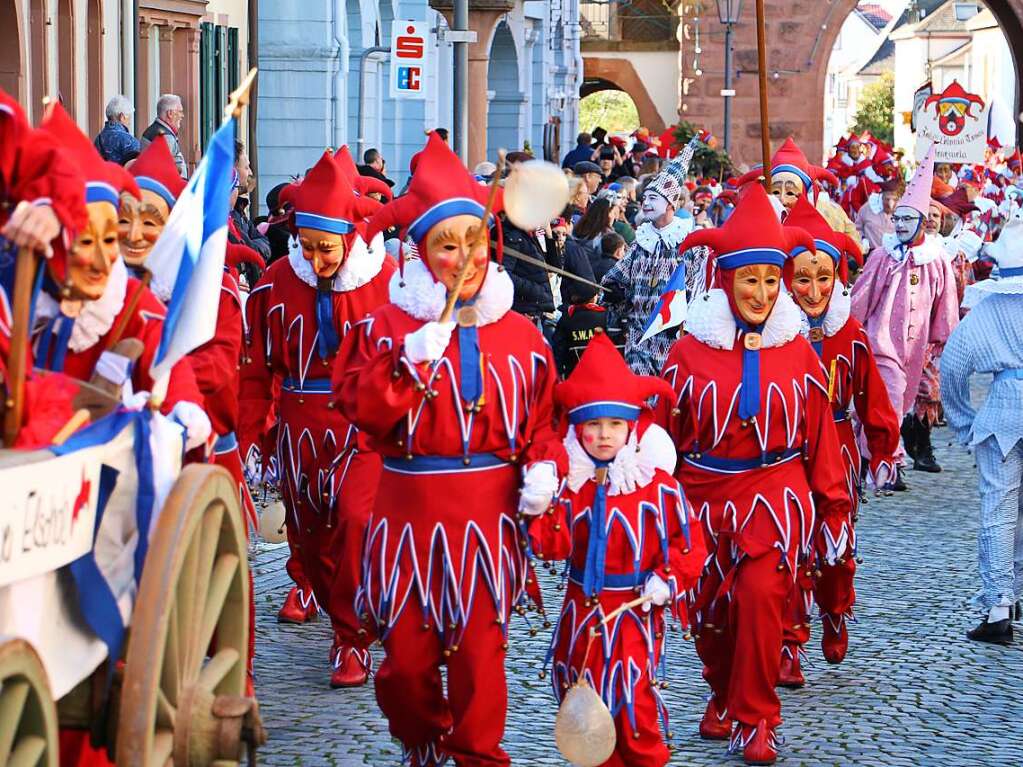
[640,190,670,223]
[770,171,805,211]
[731,263,782,325]
[118,189,170,268]
[892,205,924,245]
[298,227,347,279]
[67,201,121,302]
[789,249,836,318]
[423,214,489,302]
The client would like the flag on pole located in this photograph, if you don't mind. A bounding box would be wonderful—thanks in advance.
[148,118,235,382]
[639,261,687,343]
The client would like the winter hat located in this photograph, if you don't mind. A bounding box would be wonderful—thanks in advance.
[365,131,503,277]
[645,134,705,208]
[39,101,140,213]
[128,135,186,207]
[555,331,673,424]
[289,150,379,245]
[783,196,861,283]
[735,136,840,190]
[899,143,936,217]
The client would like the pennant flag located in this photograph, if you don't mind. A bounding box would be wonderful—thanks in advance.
[148,119,235,382]
[639,261,687,343]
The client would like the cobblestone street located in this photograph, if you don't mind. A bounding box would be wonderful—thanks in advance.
[251,417,1023,766]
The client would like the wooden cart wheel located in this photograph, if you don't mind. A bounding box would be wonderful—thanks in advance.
[0,637,58,767]
[117,464,259,767]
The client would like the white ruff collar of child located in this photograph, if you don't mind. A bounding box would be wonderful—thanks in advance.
[565,423,677,496]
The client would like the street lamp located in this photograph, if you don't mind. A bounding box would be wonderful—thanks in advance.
[716,0,743,153]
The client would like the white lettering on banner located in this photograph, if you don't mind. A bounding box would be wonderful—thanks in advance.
[390,20,429,100]
[0,449,102,587]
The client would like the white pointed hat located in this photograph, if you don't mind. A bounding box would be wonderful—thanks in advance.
[900,142,936,216]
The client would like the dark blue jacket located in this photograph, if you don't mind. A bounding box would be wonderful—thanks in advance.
[562,143,594,169]
[94,121,141,165]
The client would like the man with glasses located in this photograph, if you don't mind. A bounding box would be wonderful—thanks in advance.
[141,93,187,178]
[851,145,960,491]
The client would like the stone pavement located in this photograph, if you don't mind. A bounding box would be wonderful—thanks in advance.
[250,420,1023,766]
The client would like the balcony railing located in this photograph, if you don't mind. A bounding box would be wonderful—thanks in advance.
[580,0,676,43]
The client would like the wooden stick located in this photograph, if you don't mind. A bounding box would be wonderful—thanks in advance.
[51,409,91,446]
[439,150,506,324]
[104,270,151,351]
[2,247,36,446]
[755,0,772,189]
[599,595,653,627]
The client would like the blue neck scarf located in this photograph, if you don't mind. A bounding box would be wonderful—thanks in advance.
[807,314,826,358]
[581,459,612,597]
[736,318,765,421]
[37,313,75,372]
[315,285,340,359]
[455,298,483,404]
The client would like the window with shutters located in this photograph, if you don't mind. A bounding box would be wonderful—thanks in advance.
[200,22,241,153]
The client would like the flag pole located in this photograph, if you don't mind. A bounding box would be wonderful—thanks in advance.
[755,0,771,188]
[2,246,35,446]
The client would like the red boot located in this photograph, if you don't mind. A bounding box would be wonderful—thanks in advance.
[277,586,318,624]
[329,643,371,688]
[821,613,849,664]
[699,695,733,740]
[777,646,805,688]
[732,720,778,766]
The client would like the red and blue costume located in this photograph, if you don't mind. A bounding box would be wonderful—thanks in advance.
[657,185,851,765]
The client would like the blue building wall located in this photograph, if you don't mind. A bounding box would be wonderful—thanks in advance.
[257,0,581,195]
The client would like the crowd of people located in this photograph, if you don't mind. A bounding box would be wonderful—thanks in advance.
[3,81,1023,767]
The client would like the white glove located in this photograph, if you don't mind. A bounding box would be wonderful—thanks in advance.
[404,321,456,364]
[94,350,133,386]
[518,462,559,516]
[171,401,213,451]
[641,573,671,612]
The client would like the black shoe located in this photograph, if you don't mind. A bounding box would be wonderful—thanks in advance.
[891,466,908,492]
[900,416,917,460]
[1015,601,1021,622]
[913,451,942,473]
[967,618,1013,645]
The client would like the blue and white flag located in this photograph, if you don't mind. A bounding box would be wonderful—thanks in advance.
[639,260,688,343]
[148,119,236,382]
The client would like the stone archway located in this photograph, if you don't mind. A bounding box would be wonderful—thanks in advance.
[582,57,664,133]
[679,0,1023,166]
[486,20,521,161]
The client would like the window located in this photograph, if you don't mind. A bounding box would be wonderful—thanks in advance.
[200,22,241,152]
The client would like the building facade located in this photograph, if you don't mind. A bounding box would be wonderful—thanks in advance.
[0,0,252,173]
[255,0,582,193]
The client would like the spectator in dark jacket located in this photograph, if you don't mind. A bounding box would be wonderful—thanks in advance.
[262,182,292,264]
[140,94,187,177]
[562,132,595,169]
[502,217,555,322]
[559,236,598,307]
[94,95,141,165]
[357,148,395,188]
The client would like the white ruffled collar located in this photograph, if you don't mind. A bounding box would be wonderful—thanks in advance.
[35,258,128,352]
[287,232,387,291]
[388,256,514,326]
[635,216,691,253]
[797,280,850,339]
[565,423,677,496]
[684,288,802,351]
[881,233,945,266]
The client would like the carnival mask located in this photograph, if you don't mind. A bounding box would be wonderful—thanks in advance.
[732,264,782,325]
[770,172,805,211]
[882,190,899,214]
[298,227,347,278]
[640,190,670,224]
[118,190,170,267]
[892,205,924,244]
[790,250,835,319]
[65,201,120,301]
[423,214,489,301]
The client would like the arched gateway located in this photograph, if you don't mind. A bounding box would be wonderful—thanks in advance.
[678,0,1023,166]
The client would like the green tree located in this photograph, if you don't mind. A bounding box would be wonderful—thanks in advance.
[852,71,895,146]
[579,90,640,134]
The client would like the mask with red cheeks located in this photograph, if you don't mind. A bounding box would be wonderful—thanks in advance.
[297,226,348,278]
[718,263,782,326]
[65,201,120,301]
[789,250,835,318]
[770,172,805,211]
[422,214,489,301]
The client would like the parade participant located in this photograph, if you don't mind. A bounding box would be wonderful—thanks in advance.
[530,332,706,767]
[31,102,209,446]
[239,148,392,688]
[941,212,1023,645]
[657,184,850,765]
[850,145,960,491]
[334,132,565,766]
[118,137,184,275]
[601,136,707,376]
[779,197,899,677]
[855,177,901,252]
